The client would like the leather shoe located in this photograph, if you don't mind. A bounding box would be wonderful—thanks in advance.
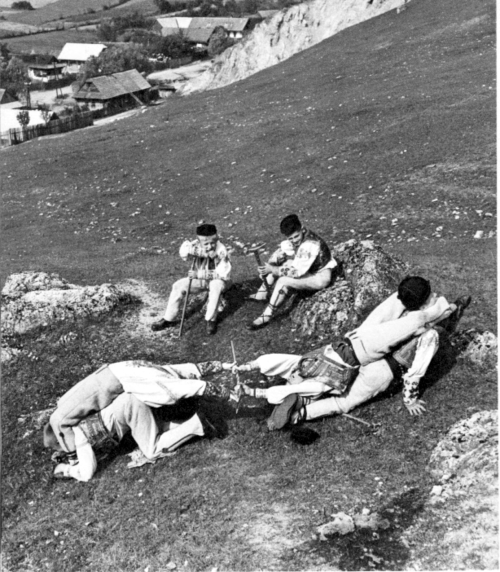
[151,319,176,332]
[246,315,271,331]
[206,320,217,335]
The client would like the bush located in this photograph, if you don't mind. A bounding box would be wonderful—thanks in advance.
[207,26,234,57]
[82,44,153,78]
[160,33,192,59]
[11,1,34,9]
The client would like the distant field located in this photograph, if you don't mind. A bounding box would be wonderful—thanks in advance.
[0,0,58,6]
[0,21,40,37]
[4,0,127,25]
[5,28,99,53]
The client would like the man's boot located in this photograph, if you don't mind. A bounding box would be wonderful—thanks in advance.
[151,319,177,332]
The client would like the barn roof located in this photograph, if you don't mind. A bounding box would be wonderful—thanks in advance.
[57,43,107,62]
[73,69,151,101]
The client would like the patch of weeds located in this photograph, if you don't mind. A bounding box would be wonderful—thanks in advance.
[305,488,427,571]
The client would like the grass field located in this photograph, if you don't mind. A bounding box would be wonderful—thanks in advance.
[1,0,496,569]
[5,27,99,54]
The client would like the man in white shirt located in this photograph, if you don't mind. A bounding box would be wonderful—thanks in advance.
[47,359,235,453]
[247,214,337,330]
[235,278,469,429]
[151,223,232,336]
[44,391,229,482]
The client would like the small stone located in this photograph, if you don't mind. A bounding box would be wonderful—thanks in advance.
[431,485,443,496]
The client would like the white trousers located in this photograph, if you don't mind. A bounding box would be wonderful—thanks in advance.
[255,267,332,305]
[164,278,226,322]
[112,393,204,459]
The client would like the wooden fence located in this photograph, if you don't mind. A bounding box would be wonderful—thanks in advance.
[2,111,94,146]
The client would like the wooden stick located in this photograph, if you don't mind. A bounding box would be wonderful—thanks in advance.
[231,342,244,414]
[342,412,372,427]
[178,258,196,338]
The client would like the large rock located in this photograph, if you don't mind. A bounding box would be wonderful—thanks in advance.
[451,328,498,367]
[182,0,404,94]
[291,240,408,337]
[1,272,135,361]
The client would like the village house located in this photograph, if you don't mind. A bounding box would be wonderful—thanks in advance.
[57,43,107,74]
[153,16,259,48]
[22,54,66,84]
[0,89,21,107]
[72,69,154,111]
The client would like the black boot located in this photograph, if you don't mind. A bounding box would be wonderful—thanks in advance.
[439,295,472,335]
[151,318,177,332]
[206,319,217,336]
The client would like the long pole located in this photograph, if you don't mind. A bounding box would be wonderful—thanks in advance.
[178,258,196,338]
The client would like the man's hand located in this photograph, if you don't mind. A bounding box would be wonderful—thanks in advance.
[221,361,237,371]
[257,263,274,277]
[54,463,70,479]
[187,269,197,279]
[405,400,427,416]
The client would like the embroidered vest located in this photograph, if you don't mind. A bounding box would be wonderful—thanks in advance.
[79,412,118,449]
[303,229,333,274]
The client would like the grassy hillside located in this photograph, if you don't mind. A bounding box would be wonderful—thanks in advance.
[1,0,496,570]
[5,27,99,53]
[4,0,129,25]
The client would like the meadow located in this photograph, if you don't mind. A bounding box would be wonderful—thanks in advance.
[1,0,496,569]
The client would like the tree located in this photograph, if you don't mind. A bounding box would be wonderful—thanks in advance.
[208,26,234,58]
[82,45,153,78]
[160,33,192,59]
[154,0,173,12]
[11,1,34,9]
[16,110,30,130]
[0,56,29,98]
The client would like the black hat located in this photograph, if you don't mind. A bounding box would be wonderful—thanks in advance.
[398,276,431,311]
[196,223,217,236]
[280,214,302,236]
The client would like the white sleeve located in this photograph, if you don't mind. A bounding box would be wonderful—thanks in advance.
[402,329,439,405]
[179,239,199,261]
[255,354,302,379]
[66,426,97,482]
[359,292,404,328]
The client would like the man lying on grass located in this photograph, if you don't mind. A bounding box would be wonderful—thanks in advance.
[43,358,236,480]
[247,214,337,330]
[235,277,471,430]
[151,223,232,336]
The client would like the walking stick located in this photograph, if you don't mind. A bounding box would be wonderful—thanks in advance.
[178,258,196,338]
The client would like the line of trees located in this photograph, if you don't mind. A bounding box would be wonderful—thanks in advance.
[154,0,302,17]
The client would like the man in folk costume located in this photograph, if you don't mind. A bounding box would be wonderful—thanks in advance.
[151,223,231,336]
[247,214,337,330]
[235,277,469,429]
[45,359,236,456]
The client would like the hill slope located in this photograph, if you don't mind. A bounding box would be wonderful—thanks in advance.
[1,0,497,569]
[183,0,403,93]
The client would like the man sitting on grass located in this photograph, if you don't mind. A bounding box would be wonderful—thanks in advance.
[151,223,231,336]
[247,214,337,330]
[235,277,470,429]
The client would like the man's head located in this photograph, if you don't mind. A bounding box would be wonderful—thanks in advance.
[43,423,62,451]
[398,276,432,311]
[196,223,218,255]
[280,214,304,248]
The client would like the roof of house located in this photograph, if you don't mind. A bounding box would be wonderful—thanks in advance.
[184,28,214,44]
[258,10,279,19]
[73,69,151,101]
[156,16,250,33]
[0,89,19,105]
[57,43,107,63]
[156,16,192,29]
[28,62,66,70]
[188,17,250,32]
[0,109,56,133]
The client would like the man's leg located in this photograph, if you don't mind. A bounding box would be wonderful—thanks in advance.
[152,279,206,331]
[249,268,332,329]
[114,394,204,460]
[249,275,276,302]
[49,365,123,452]
[301,360,394,420]
[347,296,454,365]
[205,279,226,335]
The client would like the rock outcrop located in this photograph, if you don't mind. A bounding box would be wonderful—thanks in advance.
[402,410,498,570]
[290,239,408,337]
[451,328,498,367]
[182,0,404,94]
[1,272,135,363]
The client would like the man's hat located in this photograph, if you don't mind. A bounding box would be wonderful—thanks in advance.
[398,276,432,311]
[280,214,302,236]
[196,223,217,236]
[43,422,62,451]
